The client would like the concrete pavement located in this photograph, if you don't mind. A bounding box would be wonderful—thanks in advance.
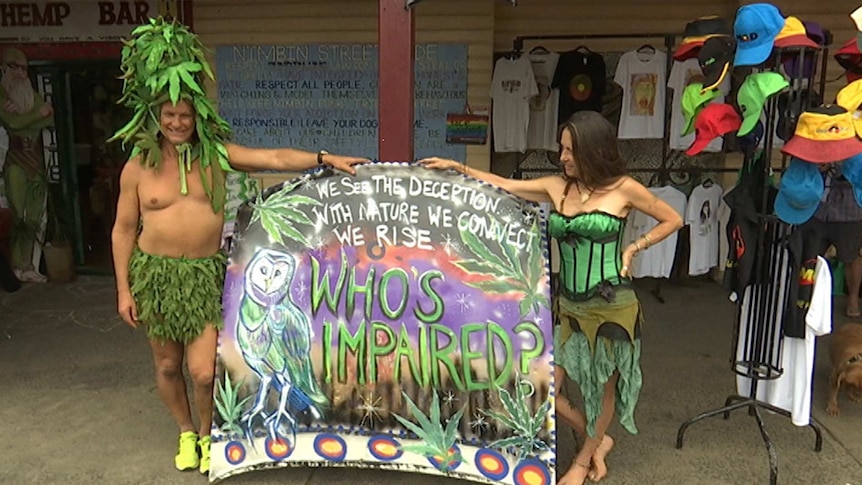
[1,276,860,484]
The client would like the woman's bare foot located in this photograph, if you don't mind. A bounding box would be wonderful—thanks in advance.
[558,460,590,485]
[588,435,614,482]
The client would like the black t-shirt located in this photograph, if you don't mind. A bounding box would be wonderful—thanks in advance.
[552,49,607,124]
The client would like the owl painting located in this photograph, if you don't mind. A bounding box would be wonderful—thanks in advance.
[236,248,328,445]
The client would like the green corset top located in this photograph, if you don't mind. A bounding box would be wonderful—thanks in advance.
[548,210,628,300]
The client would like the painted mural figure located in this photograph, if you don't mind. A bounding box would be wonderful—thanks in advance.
[109,17,366,476]
[421,110,684,485]
[237,248,328,444]
[0,47,54,283]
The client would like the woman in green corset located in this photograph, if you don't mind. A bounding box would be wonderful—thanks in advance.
[420,110,682,485]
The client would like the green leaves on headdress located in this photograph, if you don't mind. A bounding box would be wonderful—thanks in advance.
[108,16,234,213]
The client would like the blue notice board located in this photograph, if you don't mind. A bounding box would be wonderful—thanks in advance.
[215,44,467,162]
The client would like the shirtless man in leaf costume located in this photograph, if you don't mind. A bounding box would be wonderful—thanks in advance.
[110,17,366,474]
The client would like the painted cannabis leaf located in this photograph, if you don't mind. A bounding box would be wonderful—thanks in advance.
[214,371,252,437]
[392,390,466,472]
[483,376,552,462]
[249,179,322,247]
[453,211,549,318]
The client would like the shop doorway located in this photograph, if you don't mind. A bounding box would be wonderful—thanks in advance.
[24,60,129,275]
[64,62,129,274]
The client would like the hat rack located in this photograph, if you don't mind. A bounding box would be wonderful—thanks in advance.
[675,37,830,485]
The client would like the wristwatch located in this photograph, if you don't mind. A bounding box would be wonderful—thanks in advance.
[317,149,329,165]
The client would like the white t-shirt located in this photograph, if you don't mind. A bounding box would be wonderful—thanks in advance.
[491,56,539,153]
[667,58,731,152]
[687,182,724,276]
[526,52,561,152]
[736,256,832,426]
[625,186,687,278]
[613,49,667,140]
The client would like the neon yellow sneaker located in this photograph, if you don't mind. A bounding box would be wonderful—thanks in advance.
[174,431,200,471]
[198,435,212,474]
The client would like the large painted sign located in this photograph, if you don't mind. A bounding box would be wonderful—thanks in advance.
[211,162,555,484]
[214,44,468,162]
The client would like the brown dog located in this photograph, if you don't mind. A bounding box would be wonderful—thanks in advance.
[827,323,862,416]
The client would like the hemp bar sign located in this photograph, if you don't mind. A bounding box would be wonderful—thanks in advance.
[211,162,555,484]
[0,1,160,42]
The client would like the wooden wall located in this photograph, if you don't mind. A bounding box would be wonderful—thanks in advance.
[193,0,493,171]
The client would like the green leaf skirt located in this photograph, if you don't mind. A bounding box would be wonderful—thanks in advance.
[553,289,643,437]
[129,246,227,344]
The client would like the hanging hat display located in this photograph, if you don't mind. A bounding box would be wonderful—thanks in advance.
[781,20,826,79]
[836,79,862,138]
[698,35,736,92]
[835,37,862,83]
[733,3,786,67]
[773,157,824,225]
[781,105,862,163]
[681,82,723,136]
[686,103,742,156]
[736,72,789,136]
[673,16,733,61]
[773,16,820,49]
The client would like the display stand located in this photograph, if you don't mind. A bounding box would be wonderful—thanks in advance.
[675,39,831,485]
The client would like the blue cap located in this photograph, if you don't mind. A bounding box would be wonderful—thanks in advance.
[774,157,823,224]
[841,152,862,207]
[738,120,764,152]
[733,3,785,67]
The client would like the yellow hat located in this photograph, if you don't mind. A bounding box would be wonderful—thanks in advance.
[774,16,819,48]
[837,79,862,137]
[781,105,862,163]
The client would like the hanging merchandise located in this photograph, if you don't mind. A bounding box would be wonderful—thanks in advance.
[698,35,736,92]
[551,46,607,123]
[781,106,862,164]
[834,38,862,83]
[526,49,561,151]
[736,72,790,136]
[781,20,826,79]
[733,3,785,67]
[776,89,823,143]
[852,6,862,51]
[669,59,730,152]
[680,82,722,136]
[672,16,732,62]
[613,47,668,139]
[774,16,820,49]
[686,180,724,276]
[773,158,824,225]
[490,54,539,153]
[836,79,862,137]
[626,186,687,278]
[839,152,862,207]
[686,103,741,156]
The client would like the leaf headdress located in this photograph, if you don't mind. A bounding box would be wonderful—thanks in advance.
[108,16,234,213]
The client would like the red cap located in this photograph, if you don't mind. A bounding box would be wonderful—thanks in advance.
[686,103,741,156]
[673,40,706,61]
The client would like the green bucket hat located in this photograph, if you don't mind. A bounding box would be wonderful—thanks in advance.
[682,82,722,136]
[737,72,789,136]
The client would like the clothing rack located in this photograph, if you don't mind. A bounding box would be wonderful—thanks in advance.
[675,42,829,485]
[512,32,680,303]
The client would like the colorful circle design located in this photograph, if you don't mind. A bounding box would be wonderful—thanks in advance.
[314,433,347,462]
[426,444,461,472]
[367,435,403,461]
[264,437,294,461]
[224,441,246,465]
[474,448,509,481]
[513,459,551,485]
[570,74,592,102]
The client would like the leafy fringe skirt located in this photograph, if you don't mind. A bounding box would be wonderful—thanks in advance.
[553,288,643,437]
[129,247,226,344]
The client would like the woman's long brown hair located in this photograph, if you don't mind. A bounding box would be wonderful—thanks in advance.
[558,111,627,189]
